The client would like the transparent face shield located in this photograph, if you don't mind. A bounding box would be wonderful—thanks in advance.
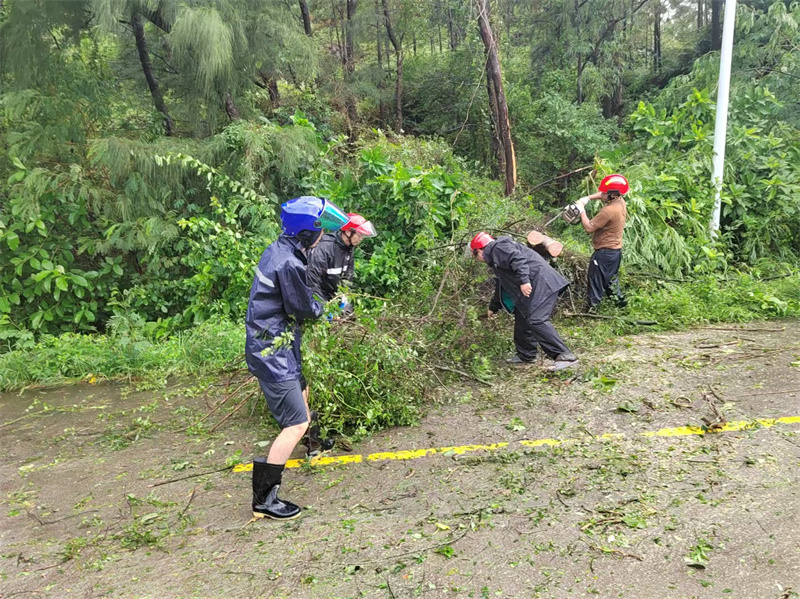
[354,220,377,237]
[464,241,476,260]
[316,200,349,230]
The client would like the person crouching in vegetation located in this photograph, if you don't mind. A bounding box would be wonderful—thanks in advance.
[245,196,348,521]
[307,213,378,314]
[574,174,629,311]
[470,232,579,371]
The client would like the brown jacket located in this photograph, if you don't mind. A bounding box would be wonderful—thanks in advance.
[588,197,627,250]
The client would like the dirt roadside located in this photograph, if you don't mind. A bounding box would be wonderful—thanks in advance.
[2,321,800,599]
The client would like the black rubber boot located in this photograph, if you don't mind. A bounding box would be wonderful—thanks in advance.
[251,458,301,520]
[305,411,335,458]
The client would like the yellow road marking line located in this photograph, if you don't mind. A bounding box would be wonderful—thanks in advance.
[232,416,800,473]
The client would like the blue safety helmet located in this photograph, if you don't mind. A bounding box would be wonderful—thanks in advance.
[280,196,349,236]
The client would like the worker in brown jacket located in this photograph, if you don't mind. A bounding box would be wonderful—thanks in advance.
[575,174,629,311]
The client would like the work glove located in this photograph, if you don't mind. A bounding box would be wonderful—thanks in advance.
[339,296,354,317]
[575,196,590,212]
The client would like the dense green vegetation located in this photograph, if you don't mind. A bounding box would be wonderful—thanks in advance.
[2,0,800,434]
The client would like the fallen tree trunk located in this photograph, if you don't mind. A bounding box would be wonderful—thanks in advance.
[527,231,563,257]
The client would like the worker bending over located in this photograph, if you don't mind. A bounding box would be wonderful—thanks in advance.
[470,233,578,371]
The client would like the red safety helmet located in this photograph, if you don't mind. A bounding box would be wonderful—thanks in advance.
[341,213,377,237]
[598,174,629,195]
[469,232,494,251]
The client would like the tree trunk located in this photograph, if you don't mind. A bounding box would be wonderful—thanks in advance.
[486,74,503,178]
[711,0,721,50]
[448,7,456,50]
[267,78,279,107]
[131,12,173,136]
[475,0,516,195]
[224,92,240,120]
[653,1,662,73]
[697,0,704,30]
[381,0,403,133]
[376,1,387,125]
[574,0,583,104]
[299,0,313,36]
[345,0,358,128]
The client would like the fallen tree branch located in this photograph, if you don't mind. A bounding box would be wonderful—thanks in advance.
[431,364,493,386]
[564,312,659,326]
[149,465,234,488]
[526,165,593,194]
[702,326,786,333]
[209,390,258,432]
[565,311,614,320]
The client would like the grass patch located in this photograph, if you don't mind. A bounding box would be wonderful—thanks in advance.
[0,320,242,391]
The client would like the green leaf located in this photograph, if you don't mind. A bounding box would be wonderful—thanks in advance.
[6,232,19,250]
[55,277,69,292]
[0,297,10,313]
[7,171,25,184]
[11,156,26,170]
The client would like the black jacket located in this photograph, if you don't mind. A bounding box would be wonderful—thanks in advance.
[245,236,323,383]
[307,232,355,302]
[484,236,569,318]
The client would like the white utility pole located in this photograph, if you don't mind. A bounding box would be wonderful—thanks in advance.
[710,0,738,234]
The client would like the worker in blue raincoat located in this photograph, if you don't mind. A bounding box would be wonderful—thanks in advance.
[246,196,348,521]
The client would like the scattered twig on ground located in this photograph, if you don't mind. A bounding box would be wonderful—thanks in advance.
[701,391,727,431]
[386,577,397,599]
[32,561,67,573]
[179,487,198,519]
[181,375,256,432]
[563,312,659,325]
[578,537,644,561]
[0,405,107,430]
[555,490,571,508]
[209,390,258,432]
[702,326,786,333]
[149,465,234,488]
[730,388,800,398]
[26,509,99,526]
[565,312,615,320]
[431,364,492,387]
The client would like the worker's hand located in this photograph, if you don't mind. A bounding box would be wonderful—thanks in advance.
[487,310,497,319]
[520,283,532,297]
[576,196,590,210]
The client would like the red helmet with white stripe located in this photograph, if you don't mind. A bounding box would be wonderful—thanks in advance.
[341,213,377,237]
[598,174,629,195]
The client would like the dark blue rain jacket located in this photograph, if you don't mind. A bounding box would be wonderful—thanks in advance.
[245,236,323,383]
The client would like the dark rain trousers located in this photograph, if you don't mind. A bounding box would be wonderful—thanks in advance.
[513,290,571,362]
[587,249,624,308]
